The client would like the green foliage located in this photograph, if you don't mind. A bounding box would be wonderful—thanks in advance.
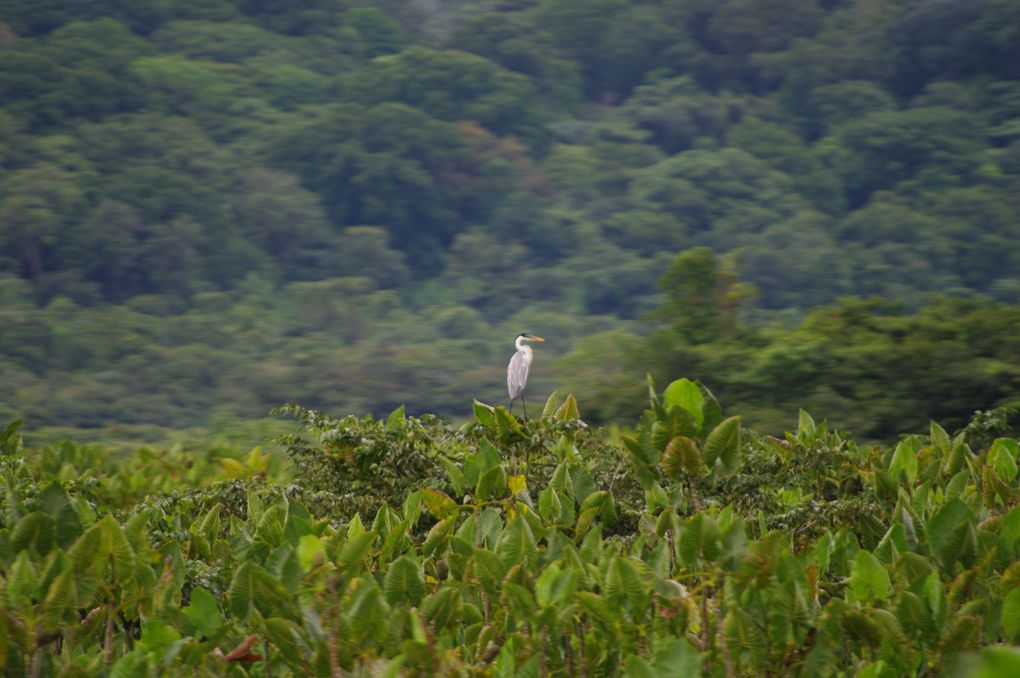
[2,389,1020,675]
[0,0,1019,437]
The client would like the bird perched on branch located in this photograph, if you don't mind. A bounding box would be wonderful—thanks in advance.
[507,332,544,419]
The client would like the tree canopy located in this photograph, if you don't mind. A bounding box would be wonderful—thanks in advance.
[0,0,1018,436]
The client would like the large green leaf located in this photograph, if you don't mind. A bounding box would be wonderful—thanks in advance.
[930,420,950,453]
[264,617,304,664]
[464,439,502,490]
[476,464,507,501]
[735,531,784,589]
[37,483,81,549]
[384,555,425,606]
[103,517,139,583]
[535,563,579,609]
[703,416,741,473]
[346,578,389,644]
[537,483,561,521]
[974,646,1020,677]
[7,551,38,607]
[1001,505,1020,554]
[576,591,616,626]
[438,455,465,496]
[421,488,459,520]
[849,551,891,603]
[1002,587,1020,642]
[0,419,22,456]
[479,507,504,547]
[699,383,723,438]
[503,581,537,622]
[679,514,721,567]
[542,391,562,419]
[662,436,703,477]
[297,534,326,572]
[422,586,461,630]
[569,465,596,504]
[284,501,314,544]
[663,379,704,427]
[336,531,376,572]
[423,516,456,556]
[386,404,406,431]
[652,407,699,451]
[895,591,936,644]
[989,438,1019,483]
[652,638,701,676]
[549,461,574,500]
[66,516,137,604]
[473,400,496,428]
[109,651,146,678]
[378,518,411,562]
[797,409,816,443]
[580,490,617,526]
[871,609,914,672]
[724,607,768,671]
[266,544,302,595]
[945,469,970,500]
[40,568,77,632]
[183,586,222,637]
[228,561,258,621]
[471,547,506,597]
[10,511,56,556]
[227,559,293,622]
[874,524,907,564]
[623,655,656,678]
[889,440,919,484]
[402,490,422,527]
[555,394,580,421]
[494,406,524,441]
[621,435,657,491]
[604,555,647,611]
[496,514,538,571]
[253,503,288,556]
[138,619,181,655]
[925,498,975,568]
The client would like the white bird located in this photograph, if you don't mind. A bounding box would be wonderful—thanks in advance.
[507,332,545,419]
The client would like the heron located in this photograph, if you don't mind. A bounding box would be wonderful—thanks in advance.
[507,332,545,419]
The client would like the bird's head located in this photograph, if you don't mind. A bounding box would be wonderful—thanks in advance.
[517,332,545,343]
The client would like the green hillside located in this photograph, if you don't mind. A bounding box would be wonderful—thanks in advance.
[1,0,1019,437]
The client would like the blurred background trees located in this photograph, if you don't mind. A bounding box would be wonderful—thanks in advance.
[1,0,1019,440]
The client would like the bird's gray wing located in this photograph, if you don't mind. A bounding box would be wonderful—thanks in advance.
[507,350,530,399]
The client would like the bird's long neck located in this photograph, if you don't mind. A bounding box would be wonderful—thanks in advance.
[515,337,533,362]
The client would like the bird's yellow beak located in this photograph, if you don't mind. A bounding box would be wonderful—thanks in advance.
[530,336,545,342]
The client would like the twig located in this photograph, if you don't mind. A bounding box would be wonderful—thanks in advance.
[104,604,115,667]
[326,580,342,678]
[577,622,588,678]
[540,629,548,678]
[566,631,575,677]
[715,590,735,678]
[29,649,41,678]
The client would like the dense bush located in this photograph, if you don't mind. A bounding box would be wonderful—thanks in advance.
[2,385,1020,675]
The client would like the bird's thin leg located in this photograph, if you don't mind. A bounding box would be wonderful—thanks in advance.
[508,398,514,413]
[522,396,528,421]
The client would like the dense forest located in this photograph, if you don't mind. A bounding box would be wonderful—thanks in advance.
[1,0,1019,439]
